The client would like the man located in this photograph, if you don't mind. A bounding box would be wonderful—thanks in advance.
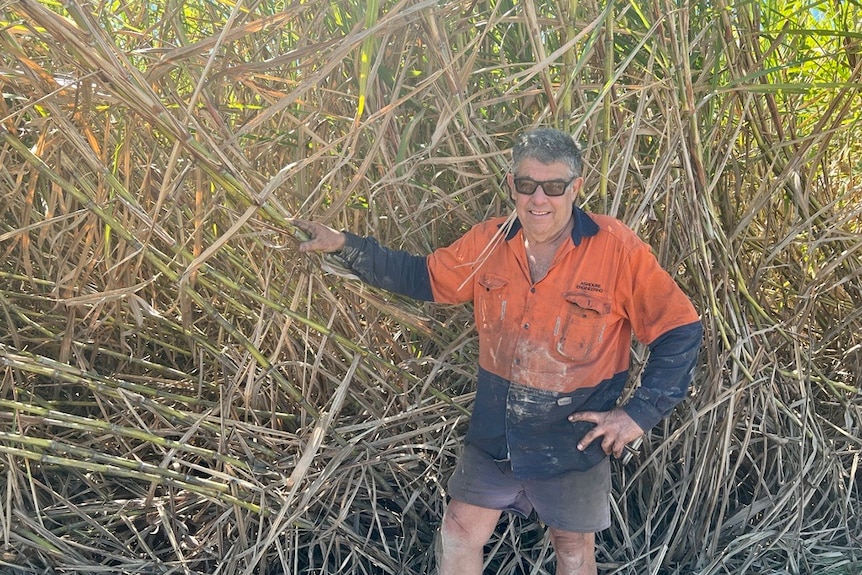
[292,127,702,574]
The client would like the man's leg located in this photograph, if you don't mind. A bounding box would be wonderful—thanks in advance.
[548,529,597,575]
[438,498,502,575]
[523,458,609,575]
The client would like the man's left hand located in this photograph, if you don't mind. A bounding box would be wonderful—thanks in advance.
[568,408,645,458]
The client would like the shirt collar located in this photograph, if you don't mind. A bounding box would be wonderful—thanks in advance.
[504,205,600,246]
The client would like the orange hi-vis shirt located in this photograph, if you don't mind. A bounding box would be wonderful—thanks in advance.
[425,211,699,394]
[339,206,702,478]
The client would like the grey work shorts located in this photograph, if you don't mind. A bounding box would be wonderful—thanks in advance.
[447,443,611,533]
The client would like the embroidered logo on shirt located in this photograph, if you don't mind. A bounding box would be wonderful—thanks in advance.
[576,281,604,293]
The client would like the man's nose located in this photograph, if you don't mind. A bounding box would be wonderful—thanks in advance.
[532,184,551,200]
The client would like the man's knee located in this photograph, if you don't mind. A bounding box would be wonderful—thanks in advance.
[440,500,500,549]
[548,529,596,574]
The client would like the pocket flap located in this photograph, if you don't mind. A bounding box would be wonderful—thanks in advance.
[478,273,509,290]
[564,292,611,316]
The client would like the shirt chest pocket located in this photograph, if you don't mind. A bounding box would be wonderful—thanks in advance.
[476,273,509,333]
[555,292,612,362]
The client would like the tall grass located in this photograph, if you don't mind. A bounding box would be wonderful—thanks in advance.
[1,0,860,573]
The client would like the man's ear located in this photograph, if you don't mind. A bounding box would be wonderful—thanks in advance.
[506,172,516,200]
[571,177,585,195]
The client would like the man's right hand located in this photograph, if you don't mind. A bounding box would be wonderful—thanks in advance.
[291,219,346,253]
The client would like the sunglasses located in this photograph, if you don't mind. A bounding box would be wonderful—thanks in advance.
[511,175,577,197]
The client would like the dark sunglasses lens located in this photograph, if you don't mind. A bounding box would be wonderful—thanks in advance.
[542,182,566,196]
[513,177,571,196]
[514,179,538,195]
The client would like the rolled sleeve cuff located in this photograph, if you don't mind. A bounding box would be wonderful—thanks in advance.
[622,394,672,433]
[338,231,366,262]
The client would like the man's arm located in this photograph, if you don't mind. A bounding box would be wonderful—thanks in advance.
[293,219,347,252]
[569,320,702,458]
[292,219,434,301]
[621,320,703,430]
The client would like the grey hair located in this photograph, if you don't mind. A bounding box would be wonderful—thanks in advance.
[511,127,582,177]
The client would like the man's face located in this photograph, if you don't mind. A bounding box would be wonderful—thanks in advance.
[508,158,584,245]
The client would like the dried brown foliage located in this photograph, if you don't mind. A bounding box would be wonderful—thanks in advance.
[0,0,860,573]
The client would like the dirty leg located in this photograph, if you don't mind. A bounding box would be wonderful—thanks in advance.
[437,499,501,575]
[548,528,597,575]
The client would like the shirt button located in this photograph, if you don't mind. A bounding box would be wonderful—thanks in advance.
[514,358,521,365]
[523,323,529,329]
[530,287,536,293]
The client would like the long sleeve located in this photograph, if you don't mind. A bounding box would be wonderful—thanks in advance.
[338,232,434,301]
[621,320,702,431]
